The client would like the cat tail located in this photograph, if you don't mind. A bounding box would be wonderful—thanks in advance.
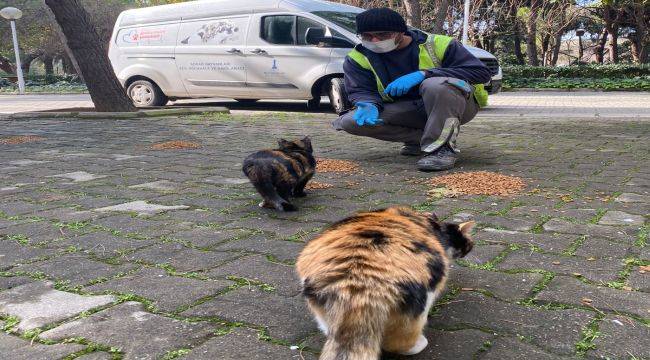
[320,298,389,360]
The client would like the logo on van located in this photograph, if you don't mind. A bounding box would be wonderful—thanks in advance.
[271,60,278,70]
[180,20,240,45]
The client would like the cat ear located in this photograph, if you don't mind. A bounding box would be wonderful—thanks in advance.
[302,136,312,151]
[278,139,289,148]
[458,221,476,236]
[429,212,439,222]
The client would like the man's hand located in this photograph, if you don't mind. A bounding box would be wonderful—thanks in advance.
[384,71,426,97]
[353,102,382,126]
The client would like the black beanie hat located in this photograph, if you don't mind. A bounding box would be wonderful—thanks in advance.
[356,8,407,34]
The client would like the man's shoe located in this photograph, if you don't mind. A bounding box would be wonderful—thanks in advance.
[400,144,422,156]
[416,144,458,171]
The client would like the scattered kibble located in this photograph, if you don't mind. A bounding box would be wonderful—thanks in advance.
[150,140,201,150]
[316,158,360,173]
[427,171,526,196]
[305,181,334,190]
[0,135,45,144]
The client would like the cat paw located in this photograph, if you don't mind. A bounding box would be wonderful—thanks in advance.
[281,202,297,212]
[400,335,428,356]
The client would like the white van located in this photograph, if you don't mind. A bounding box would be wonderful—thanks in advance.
[108,0,502,114]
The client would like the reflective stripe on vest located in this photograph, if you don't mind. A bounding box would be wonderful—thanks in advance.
[348,34,489,108]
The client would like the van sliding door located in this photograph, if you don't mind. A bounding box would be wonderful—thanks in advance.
[175,15,251,98]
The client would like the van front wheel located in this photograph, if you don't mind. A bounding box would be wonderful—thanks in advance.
[127,80,168,107]
[328,78,350,115]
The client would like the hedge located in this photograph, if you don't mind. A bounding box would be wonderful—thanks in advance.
[502,64,650,79]
[503,77,650,91]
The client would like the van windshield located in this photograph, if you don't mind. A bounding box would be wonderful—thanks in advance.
[311,11,357,34]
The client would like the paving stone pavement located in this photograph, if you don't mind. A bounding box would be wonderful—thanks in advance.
[0,109,648,359]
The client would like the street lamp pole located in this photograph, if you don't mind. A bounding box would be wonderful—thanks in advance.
[462,0,470,44]
[1,7,25,95]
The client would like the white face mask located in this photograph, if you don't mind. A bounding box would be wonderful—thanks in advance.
[362,38,398,53]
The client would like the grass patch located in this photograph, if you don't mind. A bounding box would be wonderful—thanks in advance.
[7,234,29,245]
[575,315,604,356]
[589,209,608,224]
[162,348,191,359]
[530,215,552,234]
[562,235,588,256]
[635,225,648,247]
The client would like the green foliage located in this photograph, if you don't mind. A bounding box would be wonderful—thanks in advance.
[503,64,650,79]
[504,77,650,91]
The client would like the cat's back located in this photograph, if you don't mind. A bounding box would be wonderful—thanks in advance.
[296,207,448,294]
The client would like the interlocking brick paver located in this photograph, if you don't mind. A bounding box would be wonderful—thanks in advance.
[0,332,84,360]
[536,276,650,318]
[41,301,213,359]
[87,267,232,312]
[429,292,592,355]
[1,104,648,358]
[590,316,650,359]
[0,281,115,331]
[185,328,314,360]
[180,287,314,342]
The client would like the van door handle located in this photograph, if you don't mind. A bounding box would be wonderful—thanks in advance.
[227,48,242,54]
[250,48,267,55]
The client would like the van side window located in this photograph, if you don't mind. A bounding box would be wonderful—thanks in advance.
[261,16,295,45]
[296,17,324,46]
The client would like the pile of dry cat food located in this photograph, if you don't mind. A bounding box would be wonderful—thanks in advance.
[316,158,360,173]
[0,135,45,145]
[150,140,201,150]
[305,181,334,190]
[428,171,525,196]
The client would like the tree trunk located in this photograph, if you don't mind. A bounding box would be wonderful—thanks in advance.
[0,55,15,74]
[43,0,135,112]
[608,28,619,63]
[403,0,422,28]
[43,55,55,76]
[550,32,562,66]
[526,0,540,66]
[432,0,449,34]
[541,34,550,66]
[595,27,608,64]
[630,3,648,64]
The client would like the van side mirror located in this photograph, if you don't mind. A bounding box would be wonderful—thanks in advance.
[318,36,354,48]
[305,27,326,45]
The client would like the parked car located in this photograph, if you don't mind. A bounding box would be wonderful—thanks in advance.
[109,0,502,113]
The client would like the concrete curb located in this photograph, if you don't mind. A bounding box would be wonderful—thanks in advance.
[1,106,230,120]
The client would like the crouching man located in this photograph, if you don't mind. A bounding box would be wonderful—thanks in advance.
[333,7,492,171]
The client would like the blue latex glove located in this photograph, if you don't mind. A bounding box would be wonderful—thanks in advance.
[353,102,382,126]
[384,71,426,97]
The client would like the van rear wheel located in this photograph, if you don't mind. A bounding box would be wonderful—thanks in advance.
[127,80,168,107]
[328,77,350,115]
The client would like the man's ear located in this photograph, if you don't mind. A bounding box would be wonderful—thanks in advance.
[458,221,476,236]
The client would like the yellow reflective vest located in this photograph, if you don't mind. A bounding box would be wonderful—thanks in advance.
[347,34,489,108]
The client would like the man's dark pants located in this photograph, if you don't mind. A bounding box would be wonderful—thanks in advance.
[333,77,480,153]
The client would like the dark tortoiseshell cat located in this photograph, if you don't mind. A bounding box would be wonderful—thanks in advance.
[242,137,315,212]
[296,206,474,360]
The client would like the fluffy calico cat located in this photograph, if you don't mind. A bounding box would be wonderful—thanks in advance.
[296,206,474,360]
[242,136,315,212]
